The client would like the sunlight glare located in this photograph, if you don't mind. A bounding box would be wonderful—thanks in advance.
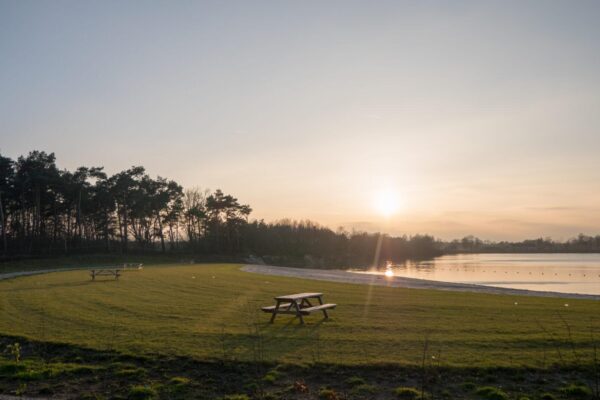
[373,188,401,217]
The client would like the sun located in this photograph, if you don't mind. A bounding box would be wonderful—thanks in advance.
[373,188,401,217]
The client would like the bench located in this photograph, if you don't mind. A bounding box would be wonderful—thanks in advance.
[90,269,121,281]
[298,303,336,316]
[261,293,336,324]
[261,303,292,312]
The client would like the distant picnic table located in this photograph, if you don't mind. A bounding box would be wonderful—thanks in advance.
[261,292,336,324]
[89,269,121,281]
[89,263,143,281]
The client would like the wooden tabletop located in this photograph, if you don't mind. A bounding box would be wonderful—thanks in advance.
[275,292,323,301]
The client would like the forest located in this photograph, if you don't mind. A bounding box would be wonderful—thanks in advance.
[0,150,439,266]
[0,151,599,267]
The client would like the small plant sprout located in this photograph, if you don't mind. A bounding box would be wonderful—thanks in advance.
[6,342,21,363]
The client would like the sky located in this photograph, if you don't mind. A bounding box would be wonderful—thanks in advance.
[1,0,600,241]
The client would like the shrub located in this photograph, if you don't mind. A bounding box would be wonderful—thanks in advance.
[475,386,508,400]
[394,386,422,399]
[540,393,556,400]
[128,385,157,400]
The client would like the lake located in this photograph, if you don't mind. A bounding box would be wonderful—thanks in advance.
[351,253,600,295]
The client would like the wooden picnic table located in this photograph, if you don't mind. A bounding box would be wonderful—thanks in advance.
[89,263,143,281]
[89,269,121,281]
[261,292,336,324]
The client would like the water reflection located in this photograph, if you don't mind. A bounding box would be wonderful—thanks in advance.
[350,253,600,295]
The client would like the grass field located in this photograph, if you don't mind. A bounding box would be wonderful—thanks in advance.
[1,263,599,368]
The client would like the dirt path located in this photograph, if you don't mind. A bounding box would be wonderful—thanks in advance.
[0,268,82,282]
[242,264,600,300]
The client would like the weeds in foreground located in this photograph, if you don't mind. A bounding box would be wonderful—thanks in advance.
[4,342,21,363]
[560,383,593,398]
[351,383,378,396]
[319,387,342,400]
[346,376,366,386]
[420,335,429,400]
[244,300,267,399]
[475,386,509,400]
[393,386,422,399]
[591,321,600,399]
[222,395,250,400]
[127,385,157,400]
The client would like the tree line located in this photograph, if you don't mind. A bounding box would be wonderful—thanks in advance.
[444,234,600,254]
[0,151,252,257]
[1,151,599,267]
[0,150,440,266]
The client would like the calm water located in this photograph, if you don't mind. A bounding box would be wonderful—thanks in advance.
[352,253,600,295]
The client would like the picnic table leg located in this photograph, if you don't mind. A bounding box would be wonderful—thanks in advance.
[317,296,329,319]
[300,299,313,308]
[293,300,305,324]
[270,299,281,323]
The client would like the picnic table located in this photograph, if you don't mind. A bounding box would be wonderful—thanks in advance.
[89,269,121,281]
[89,263,143,281]
[261,292,336,324]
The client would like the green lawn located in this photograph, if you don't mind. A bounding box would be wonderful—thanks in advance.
[0,263,598,367]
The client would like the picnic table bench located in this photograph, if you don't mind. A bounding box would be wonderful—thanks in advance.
[89,269,122,281]
[261,292,336,324]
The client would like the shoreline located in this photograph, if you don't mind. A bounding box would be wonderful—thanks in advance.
[241,264,600,300]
